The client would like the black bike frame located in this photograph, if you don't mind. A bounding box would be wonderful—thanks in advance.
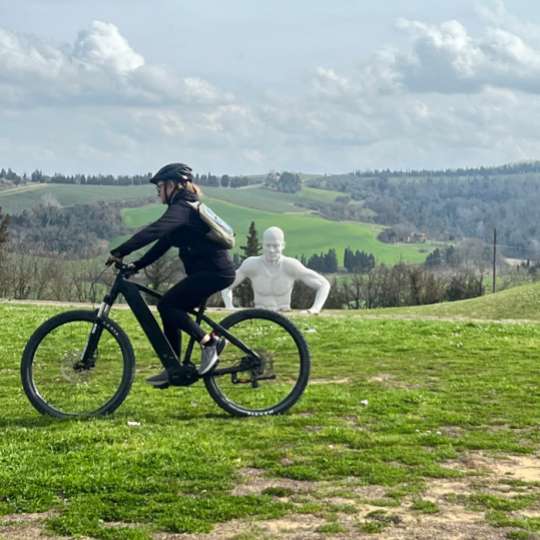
[89,268,260,374]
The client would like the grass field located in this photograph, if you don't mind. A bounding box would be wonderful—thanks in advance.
[199,186,345,214]
[2,287,540,539]
[117,198,436,265]
[1,183,434,265]
[374,280,540,322]
[0,183,154,213]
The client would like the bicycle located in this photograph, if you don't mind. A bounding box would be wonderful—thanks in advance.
[20,262,311,419]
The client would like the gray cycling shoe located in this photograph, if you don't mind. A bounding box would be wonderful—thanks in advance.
[199,336,226,375]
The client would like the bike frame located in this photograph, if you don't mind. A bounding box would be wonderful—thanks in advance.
[84,265,260,376]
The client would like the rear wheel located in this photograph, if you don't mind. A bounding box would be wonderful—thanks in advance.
[204,309,310,416]
[21,310,135,419]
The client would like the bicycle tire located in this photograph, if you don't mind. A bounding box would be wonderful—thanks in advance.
[204,309,310,416]
[21,310,135,419]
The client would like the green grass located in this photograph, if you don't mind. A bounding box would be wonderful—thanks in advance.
[0,183,342,216]
[0,183,154,213]
[200,186,345,214]
[2,300,540,537]
[1,183,434,265]
[374,281,540,321]
[117,198,435,264]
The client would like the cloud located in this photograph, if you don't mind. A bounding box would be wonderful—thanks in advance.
[0,21,229,108]
[4,6,540,175]
[379,17,540,94]
[72,21,144,73]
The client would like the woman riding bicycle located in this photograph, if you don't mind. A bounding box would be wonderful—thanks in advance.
[107,163,235,387]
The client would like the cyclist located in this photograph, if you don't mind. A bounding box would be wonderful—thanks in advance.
[107,163,236,387]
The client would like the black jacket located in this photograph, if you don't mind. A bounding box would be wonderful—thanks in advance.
[111,190,235,275]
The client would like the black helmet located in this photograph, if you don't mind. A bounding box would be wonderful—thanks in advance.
[150,163,193,185]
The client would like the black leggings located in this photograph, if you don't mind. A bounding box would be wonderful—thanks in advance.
[157,271,235,358]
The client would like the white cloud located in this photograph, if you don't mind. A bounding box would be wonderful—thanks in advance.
[380,17,540,94]
[0,21,229,108]
[312,67,351,98]
[72,21,144,73]
[3,5,540,176]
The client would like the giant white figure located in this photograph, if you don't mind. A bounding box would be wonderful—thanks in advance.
[221,226,330,314]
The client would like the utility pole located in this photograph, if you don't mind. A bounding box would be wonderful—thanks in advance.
[492,228,497,294]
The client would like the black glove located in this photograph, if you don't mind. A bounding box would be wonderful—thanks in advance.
[106,254,123,266]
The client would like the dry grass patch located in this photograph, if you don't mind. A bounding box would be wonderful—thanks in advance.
[0,512,63,540]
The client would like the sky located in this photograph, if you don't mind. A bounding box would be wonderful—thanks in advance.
[1,0,539,176]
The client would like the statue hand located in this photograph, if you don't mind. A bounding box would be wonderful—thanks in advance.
[299,308,320,315]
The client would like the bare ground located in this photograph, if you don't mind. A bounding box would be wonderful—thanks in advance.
[3,452,539,540]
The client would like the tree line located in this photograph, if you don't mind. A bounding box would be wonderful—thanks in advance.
[0,213,525,308]
[0,168,256,188]
[309,174,540,259]
[264,171,302,193]
[349,160,540,178]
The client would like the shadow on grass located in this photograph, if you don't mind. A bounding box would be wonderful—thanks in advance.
[0,415,59,428]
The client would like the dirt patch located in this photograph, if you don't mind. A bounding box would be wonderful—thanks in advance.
[449,451,540,483]
[492,455,540,483]
[153,514,328,540]
[379,511,507,540]
[232,468,316,497]
[367,373,418,389]
[310,377,351,385]
[0,512,66,540]
[427,479,472,499]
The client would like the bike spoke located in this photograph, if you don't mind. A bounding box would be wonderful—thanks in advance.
[30,320,127,417]
[207,315,306,414]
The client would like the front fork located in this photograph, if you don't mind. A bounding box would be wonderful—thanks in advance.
[79,300,111,367]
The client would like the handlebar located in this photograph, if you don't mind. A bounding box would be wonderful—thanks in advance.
[105,258,137,276]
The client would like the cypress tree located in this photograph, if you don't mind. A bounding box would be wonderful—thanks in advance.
[237,221,262,307]
[241,221,262,258]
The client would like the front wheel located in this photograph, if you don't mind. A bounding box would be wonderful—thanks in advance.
[21,310,135,419]
[204,309,310,416]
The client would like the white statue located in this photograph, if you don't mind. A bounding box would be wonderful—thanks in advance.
[221,226,330,314]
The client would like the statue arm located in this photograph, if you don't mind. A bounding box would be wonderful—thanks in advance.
[221,266,249,309]
[291,262,331,314]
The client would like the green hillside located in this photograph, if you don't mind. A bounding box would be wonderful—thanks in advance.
[0,183,154,213]
[200,186,344,214]
[1,183,438,265]
[117,197,436,264]
[371,281,540,321]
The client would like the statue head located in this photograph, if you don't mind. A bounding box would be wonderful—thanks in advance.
[262,226,285,264]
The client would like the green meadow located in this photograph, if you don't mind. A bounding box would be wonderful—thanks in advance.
[0,183,436,264]
[2,284,540,538]
[118,197,435,265]
[0,183,155,213]
[199,186,349,213]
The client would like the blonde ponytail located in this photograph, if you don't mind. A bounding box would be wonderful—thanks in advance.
[184,181,202,197]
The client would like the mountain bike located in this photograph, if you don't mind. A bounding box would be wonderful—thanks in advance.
[20,262,311,419]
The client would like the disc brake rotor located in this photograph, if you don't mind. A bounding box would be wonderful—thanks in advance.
[59,350,97,383]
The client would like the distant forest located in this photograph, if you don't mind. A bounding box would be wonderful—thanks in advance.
[308,164,540,259]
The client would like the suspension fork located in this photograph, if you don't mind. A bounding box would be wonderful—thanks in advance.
[80,296,112,366]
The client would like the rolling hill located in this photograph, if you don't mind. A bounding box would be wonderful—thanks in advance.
[0,182,439,265]
[117,195,437,264]
[369,280,540,321]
